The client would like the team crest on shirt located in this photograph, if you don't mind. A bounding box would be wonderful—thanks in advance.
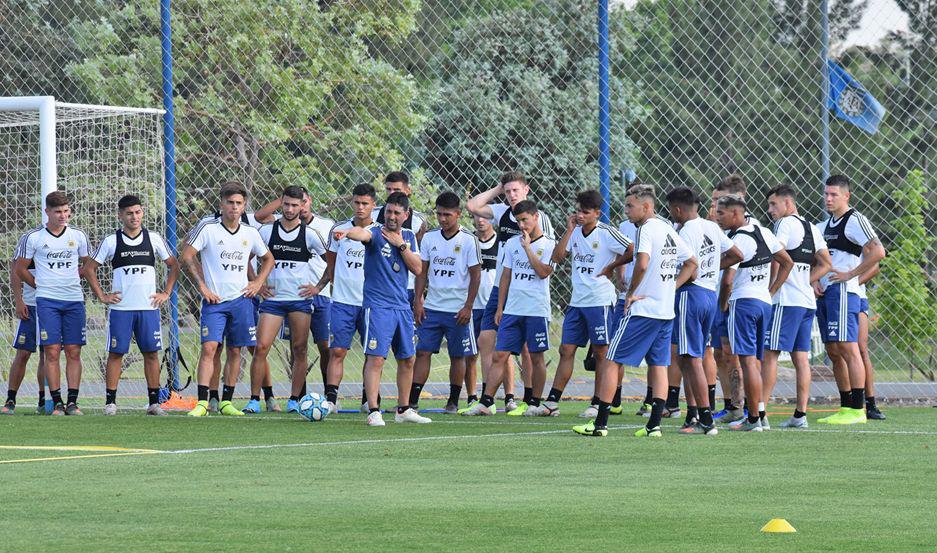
[242,240,248,247]
[40,330,48,340]
[201,326,209,337]
[111,337,117,348]
[536,249,543,256]
[17,335,25,345]
[368,338,378,350]
[68,240,75,247]
[592,241,599,249]
[454,244,461,253]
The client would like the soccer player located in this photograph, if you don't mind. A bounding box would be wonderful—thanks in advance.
[84,194,180,415]
[15,191,91,416]
[333,191,429,426]
[666,187,742,435]
[716,194,793,432]
[182,182,274,417]
[762,185,831,429]
[466,171,554,414]
[2,234,46,415]
[816,174,886,425]
[243,186,327,414]
[411,192,481,413]
[320,184,376,413]
[463,214,498,408]
[462,200,556,416]
[544,190,632,417]
[573,185,696,437]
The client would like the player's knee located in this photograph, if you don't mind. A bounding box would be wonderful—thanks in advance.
[64,346,81,361]
[559,344,577,358]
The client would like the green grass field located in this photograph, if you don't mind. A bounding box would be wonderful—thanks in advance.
[1,402,935,552]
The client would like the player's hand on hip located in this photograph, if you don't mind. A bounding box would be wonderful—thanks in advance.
[828,269,850,283]
[150,291,169,308]
[199,285,221,304]
[258,284,275,299]
[624,294,644,311]
[242,281,263,298]
[813,281,825,298]
[455,305,472,326]
[100,292,122,305]
[298,284,319,298]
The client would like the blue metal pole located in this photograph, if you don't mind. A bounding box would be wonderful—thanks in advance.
[160,0,181,390]
[598,0,611,223]
[820,0,830,183]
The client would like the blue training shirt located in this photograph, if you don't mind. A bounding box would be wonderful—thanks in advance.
[362,225,418,309]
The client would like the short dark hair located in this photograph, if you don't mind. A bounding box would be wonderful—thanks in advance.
[715,173,747,195]
[118,194,142,211]
[351,183,377,200]
[665,187,698,208]
[626,184,656,203]
[576,190,603,211]
[45,191,69,209]
[825,174,850,190]
[386,191,410,211]
[435,191,461,210]
[500,171,527,186]
[220,181,247,200]
[767,184,797,200]
[717,194,747,210]
[282,185,306,201]
[512,199,538,216]
[384,171,409,186]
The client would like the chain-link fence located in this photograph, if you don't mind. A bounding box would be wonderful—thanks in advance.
[1,0,934,401]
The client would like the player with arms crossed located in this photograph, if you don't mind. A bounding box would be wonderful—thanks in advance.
[182,183,274,417]
[334,191,429,425]
[84,195,179,415]
[411,192,481,413]
[574,185,696,437]
[16,192,91,416]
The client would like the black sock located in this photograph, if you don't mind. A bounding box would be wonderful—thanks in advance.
[839,390,850,408]
[529,397,541,407]
[6,389,16,404]
[409,382,425,408]
[467,394,478,404]
[759,410,766,420]
[647,398,665,429]
[643,385,653,405]
[222,385,235,402]
[361,386,368,404]
[794,409,806,418]
[480,394,495,408]
[748,413,760,424]
[38,389,45,406]
[724,398,736,411]
[377,394,382,407]
[197,385,209,402]
[665,386,680,410]
[289,395,299,401]
[522,387,533,404]
[866,396,877,409]
[369,407,380,414]
[147,388,160,406]
[589,395,599,406]
[300,382,307,397]
[481,381,487,396]
[612,387,622,408]
[850,388,865,410]
[546,387,563,403]
[209,389,219,402]
[262,386,274,400]
[396,405,408,414]
[105,388,117,405]
[67,388,79,405]
[250,395,260,402]
[595,401,611,428]
[699,407,714,426]
[504,393,514,405]
[325,384,339,404]
[448,384,462,406]
[685,406,698,425]
[50,389,62,405]
[708,384,717,410]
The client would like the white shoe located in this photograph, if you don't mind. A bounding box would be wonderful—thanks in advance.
[146,404,167,416]
[366,411,385,426]
[779,415,808,429]
[322,401,336,415]
[103,403,117,416]
[460,402,494,416]
[505,399,519,412]
[579,405,598,418]
[760,416,771,430]
[523,404,545,417]
[727,416,746,428]
[394,408,432,424]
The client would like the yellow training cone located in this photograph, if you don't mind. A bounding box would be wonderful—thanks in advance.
[761,518,797,533]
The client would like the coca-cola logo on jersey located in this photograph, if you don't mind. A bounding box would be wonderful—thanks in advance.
[47,250,74,259]
[660,258,679,270]
[346,248,364,258]
[573,253,595,264]
[432,256,456,266]
[220,250,245,260]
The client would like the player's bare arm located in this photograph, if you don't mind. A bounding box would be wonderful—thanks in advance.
[81,259,122,304]
[413,260,430,325]
[465,183,503,220]
[719,267,735,312]
[830,237,885,283]
[10,260,28,320]
[768,248,794,297]
[551,214,577,264]
[495,267,511,326]
[456,264,481,326]
[243,250,275,298]
[625,251,650,309]
[181,243,221,304]
[151,255,180,308]
[720,245,743,269]
[521,232,553,279]
[598,246,634,281]
[14,257,36,290]
[675,256,699,288]
[858,261,880,286]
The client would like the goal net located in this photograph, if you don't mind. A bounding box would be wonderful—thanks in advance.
[0,97,167,402]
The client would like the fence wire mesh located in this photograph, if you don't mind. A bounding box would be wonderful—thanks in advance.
[1,0,934,401]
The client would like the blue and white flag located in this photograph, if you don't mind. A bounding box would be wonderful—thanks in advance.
[827,59,886,135]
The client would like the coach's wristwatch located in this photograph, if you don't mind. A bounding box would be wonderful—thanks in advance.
[398,243,408,252]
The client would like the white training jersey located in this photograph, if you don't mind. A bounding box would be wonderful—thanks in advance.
[617,220,638,300]
[188,221,269,302]
[474,233,498,310]
[18,226,90,302]
[772,215,827,309]
[13,233,37,306]
[258,222,327,302]
[677,217,735,292]
[566,223,631,307]
[728,224,782,304]
[716,212,761,302]
[306,214,335,298]
[819,209,877,295]
[857,253,869,299]
[92,229,172,311]
[628,217,694,320]
[420,227,481,313]
[501,234,556,318]
[328,219,372,306]
[488,203,555,282]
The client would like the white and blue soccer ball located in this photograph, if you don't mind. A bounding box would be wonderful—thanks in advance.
[298,392,328,422]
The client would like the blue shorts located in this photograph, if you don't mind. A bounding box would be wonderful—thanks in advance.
[12,305,39,352]
[712,309,730,345]
[363,307,415,359]
[859,298,869,315]
[612,298,626,329]
[817,283,859,343]
[561,305,615,347]
[329,301,366,350]
[765,305,815,353]
[416,309,477,357]
[480,287,500,332]
[201,296,257,346]
[607,314,671,367]
[728,298,772,359]
[495,314,550,354]
[259,299,313,317]
[36,297,86,346]
[311,296,331,343]
[472,308,485,343]
[672,286,717,358]
[108,309,162,354]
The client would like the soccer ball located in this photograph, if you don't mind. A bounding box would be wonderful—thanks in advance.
[298,392,328,422]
